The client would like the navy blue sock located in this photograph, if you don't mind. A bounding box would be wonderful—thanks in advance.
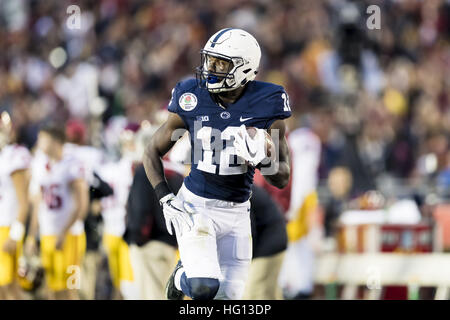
[180,273,220,300]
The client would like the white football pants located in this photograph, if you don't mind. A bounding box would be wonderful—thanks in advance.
[176,183,252,300]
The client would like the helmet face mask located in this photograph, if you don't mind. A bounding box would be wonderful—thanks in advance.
[196,29,261,93]
[196,50,245,93]
[205,54,235,76]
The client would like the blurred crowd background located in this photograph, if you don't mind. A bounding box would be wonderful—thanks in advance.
[1,0,450,299]
[2,0,450,194]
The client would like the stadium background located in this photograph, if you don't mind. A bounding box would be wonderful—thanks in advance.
[1,0,450,300]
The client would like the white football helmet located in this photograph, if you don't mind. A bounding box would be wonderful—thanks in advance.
[196,28,261,93]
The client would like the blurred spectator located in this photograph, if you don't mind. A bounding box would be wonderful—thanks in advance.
[323,167,353,238]
[1,0,450,299]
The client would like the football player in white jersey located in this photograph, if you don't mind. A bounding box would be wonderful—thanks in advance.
[97,123,141,299]
[28,125,89,300]
[0,111,31,299]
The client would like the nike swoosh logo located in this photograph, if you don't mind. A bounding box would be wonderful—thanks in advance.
[240,116,253,122]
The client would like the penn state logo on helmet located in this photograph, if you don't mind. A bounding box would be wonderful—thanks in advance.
[179,93,198,111]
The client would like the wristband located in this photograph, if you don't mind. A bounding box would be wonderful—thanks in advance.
[9,221,25,241]
[154,181,172,201]
[159,193,174,205]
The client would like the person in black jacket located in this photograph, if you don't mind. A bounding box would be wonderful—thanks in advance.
[123,163,183,299]
[243,185,288,299]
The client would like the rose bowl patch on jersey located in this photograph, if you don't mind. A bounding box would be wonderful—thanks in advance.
[179,93,198,111]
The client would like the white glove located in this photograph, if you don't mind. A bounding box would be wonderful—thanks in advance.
[233,125,268,167]
[160,193,195,237]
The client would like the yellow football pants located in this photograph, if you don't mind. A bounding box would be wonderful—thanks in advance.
[0,226,22,286]
[286,191,318,243]
[40,233,86,291]
[102,234,134,288]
